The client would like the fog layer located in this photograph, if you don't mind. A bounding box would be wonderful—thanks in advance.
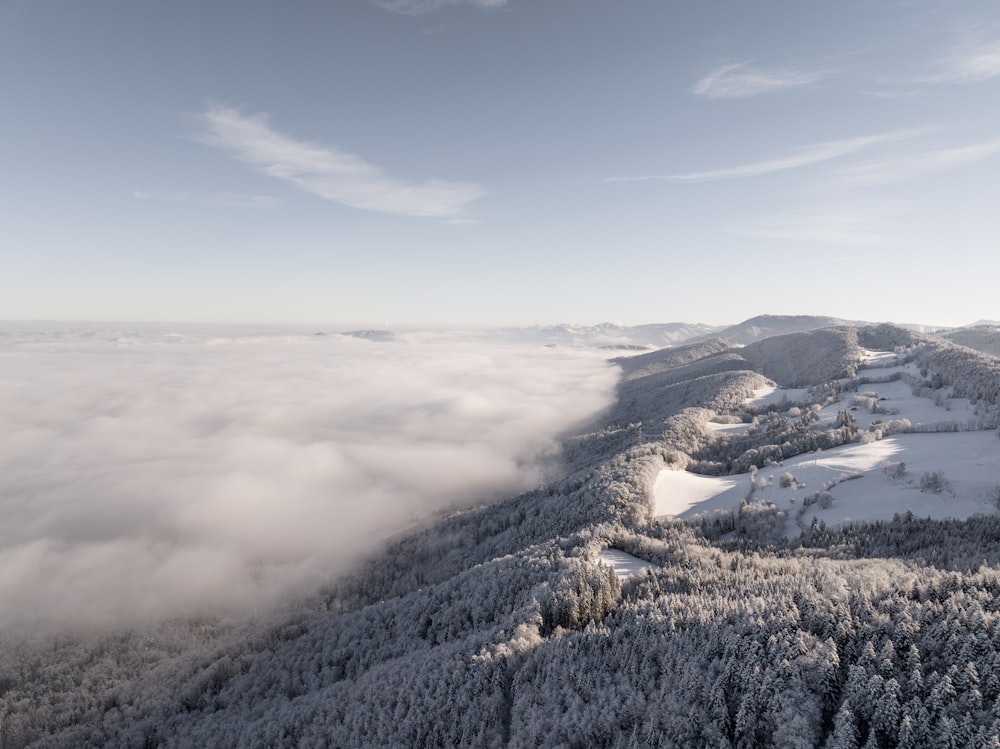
[0,329,618,628]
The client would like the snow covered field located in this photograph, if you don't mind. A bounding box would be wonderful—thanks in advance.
[655,351,1000,533]
[653,470,741,516]
[597,548,658,580]
[744,385,810,408]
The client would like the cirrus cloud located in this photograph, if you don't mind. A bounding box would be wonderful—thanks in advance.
[692,61,829,99]
[132,189,279,209]
[927,37,1000,84]
[199,105,486,218]
[831,139,1000,186]
[375,0,506,13]
[607,128,924,183]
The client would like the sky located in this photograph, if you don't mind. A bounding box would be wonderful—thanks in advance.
[2,0,1000,328]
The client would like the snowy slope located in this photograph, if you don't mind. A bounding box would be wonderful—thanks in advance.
[654,348,1000,532]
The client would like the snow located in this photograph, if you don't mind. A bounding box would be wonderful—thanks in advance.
[655,354,1000,533]
[860,349,901,366]
[597,548,658,580]
[705,421,752,435]
[745,385,810,408]
[654,470,740,516]
[824,362,979,431]
[656,432,1000,533]
[745,385,777,405]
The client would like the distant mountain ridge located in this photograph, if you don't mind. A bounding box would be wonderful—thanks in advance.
[491,321,722,349]
[941,325,1000,357]
[338,329,398,342]
[711,314,861,346]
[325,314,970,351]
[499,315,878,350]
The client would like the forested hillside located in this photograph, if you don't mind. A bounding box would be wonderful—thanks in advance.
[5,323,1000,748]
[942,325,1000,358]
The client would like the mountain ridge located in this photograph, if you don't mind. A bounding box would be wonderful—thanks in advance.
[6,321,1000,748]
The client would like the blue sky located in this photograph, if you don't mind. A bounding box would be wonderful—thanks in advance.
[2,0,999,327]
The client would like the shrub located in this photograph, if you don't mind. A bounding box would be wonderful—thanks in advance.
[883,461,906,480]
[920,470,946,494]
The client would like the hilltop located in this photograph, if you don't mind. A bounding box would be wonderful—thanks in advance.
[942,324,1000,357]
[714,314,861,346]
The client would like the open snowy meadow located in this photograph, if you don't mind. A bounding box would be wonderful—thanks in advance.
[654,349,1000,534]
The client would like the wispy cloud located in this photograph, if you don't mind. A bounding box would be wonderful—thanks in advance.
[439,217,481,226]
[779,253,885,269]
[607,129,924,184]
[734,208,895,247]
[132,189,278,208]
[692,61,829,99]
[833,139,1000,186]
[930,38,1000,84]
[199,105,486,218]
[375,0,505,15]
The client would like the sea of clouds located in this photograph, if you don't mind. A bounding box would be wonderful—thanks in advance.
[0,326,619,629]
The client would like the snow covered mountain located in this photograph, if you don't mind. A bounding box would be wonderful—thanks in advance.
[489,321,722,349]
[941,324,1000,357]
[712,314,862,345]
[5,320,1000,748]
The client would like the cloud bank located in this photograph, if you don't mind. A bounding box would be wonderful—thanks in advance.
[0,329,617,629]
[199,105,486,218]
